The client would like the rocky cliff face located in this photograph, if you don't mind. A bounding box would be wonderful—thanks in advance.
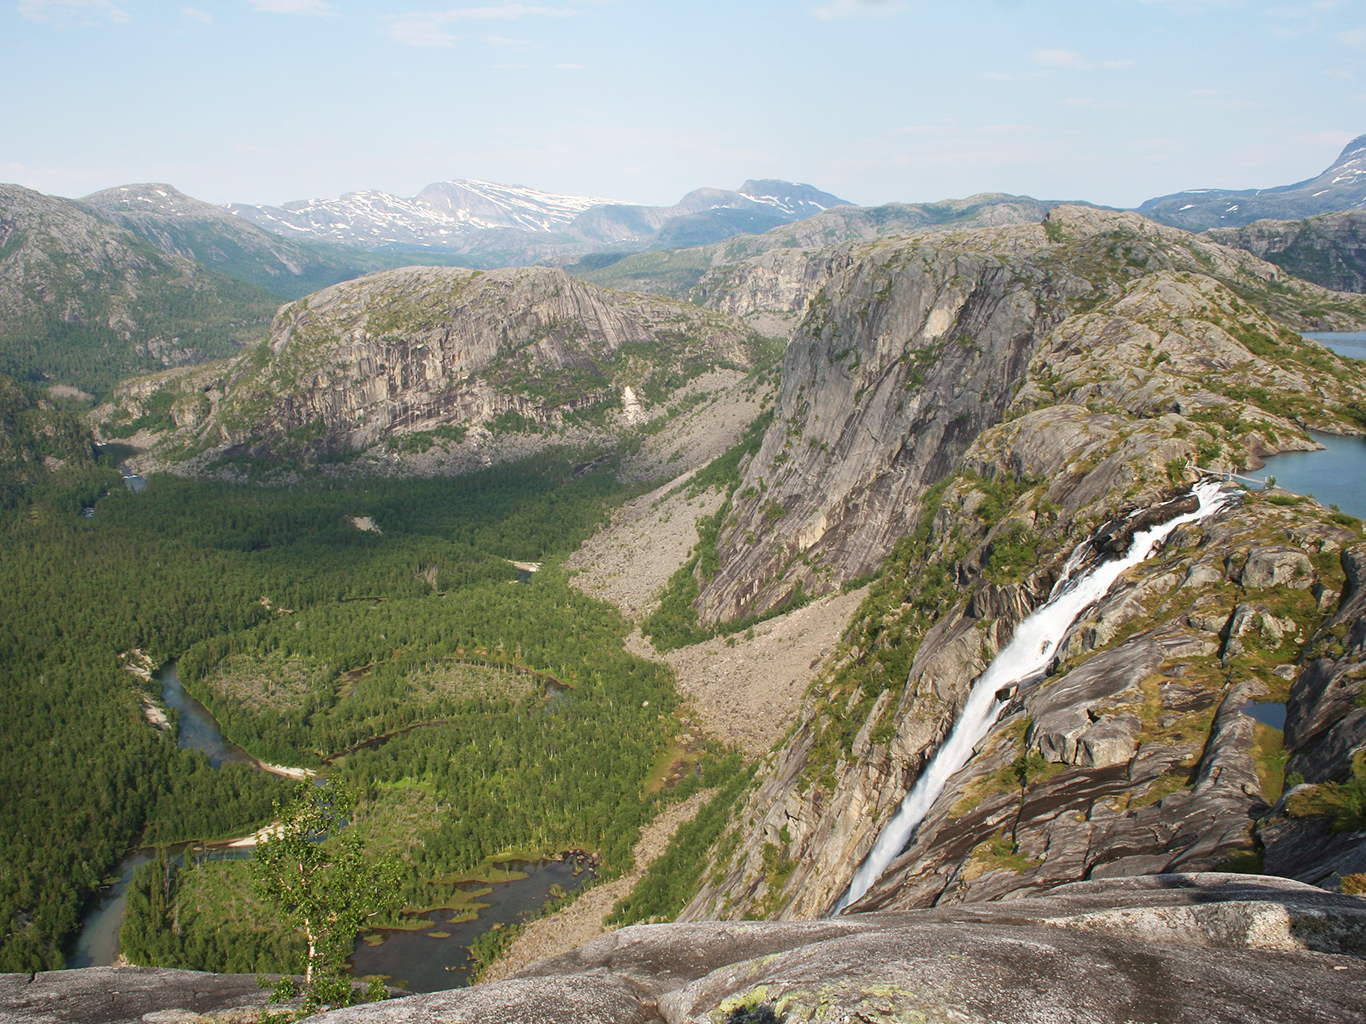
[1208,211,1366,293]
[673,206,1366,921]
[692,207,1366,630]
[97,265,766,471]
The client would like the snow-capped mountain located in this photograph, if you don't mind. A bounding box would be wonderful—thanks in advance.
[227,179,621,250]
[1138,134,1366,231]
[227,178,852,257]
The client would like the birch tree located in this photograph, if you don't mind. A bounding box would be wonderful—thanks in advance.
[251,784,401,1014]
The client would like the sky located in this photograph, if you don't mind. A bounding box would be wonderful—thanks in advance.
[3,0,1364,210]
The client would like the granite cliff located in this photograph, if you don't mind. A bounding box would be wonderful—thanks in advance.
[94,265,768,473]
[653,206,1366,922]
[1208,210,1366,294]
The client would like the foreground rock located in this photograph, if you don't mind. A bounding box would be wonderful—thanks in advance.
[0,966,281,1024]
[300,874,1364,1023]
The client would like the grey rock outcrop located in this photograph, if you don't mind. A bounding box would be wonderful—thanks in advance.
[292,875,1365,1024]
[0,966,282,1024]
[96,265,763,467]
[1208,210,1366,293]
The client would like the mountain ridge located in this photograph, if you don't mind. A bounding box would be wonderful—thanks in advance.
[1138,133,1366,231]
[226,178,852,263]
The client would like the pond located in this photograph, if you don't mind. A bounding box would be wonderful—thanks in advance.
[1238,333,1366,521]
[1240,701,1287,731]
[349,855,595,994]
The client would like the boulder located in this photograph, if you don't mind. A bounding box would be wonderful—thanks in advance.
[1076,713,1142,768]
[1240,546,1314,590]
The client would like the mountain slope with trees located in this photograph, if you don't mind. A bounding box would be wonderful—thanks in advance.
[0,185,277,394]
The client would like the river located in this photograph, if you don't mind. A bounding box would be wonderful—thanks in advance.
[73,662,588,990]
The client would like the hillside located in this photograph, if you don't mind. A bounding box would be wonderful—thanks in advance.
[93,265,773,473]
[1208,210,1366,294]
[629,206,1366,921]
[1139,134,1366,231]
[0,184,278,394]
[80,183,478,300]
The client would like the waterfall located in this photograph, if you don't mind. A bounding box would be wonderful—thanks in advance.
[834,480,1228,913]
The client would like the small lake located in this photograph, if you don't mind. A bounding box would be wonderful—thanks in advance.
[1304,331,1366,362]
[1241,701,1287,730]
[349,855,594,994]
[1238,333,1366,521]
[1244,430,1366,521]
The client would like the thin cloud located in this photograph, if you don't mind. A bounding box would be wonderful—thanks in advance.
[17,0,130,25]
[812,0,908,20]
[1033,48,1134,71]
[385,5,580,47]
[181,6,212,24]
[246,0,337,15]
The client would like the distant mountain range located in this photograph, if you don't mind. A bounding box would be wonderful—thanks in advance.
[1138,134,1366,231]
[80,183,477,300]
[226,178,852,261]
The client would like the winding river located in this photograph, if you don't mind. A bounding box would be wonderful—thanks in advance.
[73,662,587,991]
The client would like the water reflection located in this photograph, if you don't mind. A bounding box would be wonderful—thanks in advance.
[349,855,593,993]
[1244,430,1366,522]
[158,662,256,768]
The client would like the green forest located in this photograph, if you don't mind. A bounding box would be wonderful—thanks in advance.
[0,436,722,977]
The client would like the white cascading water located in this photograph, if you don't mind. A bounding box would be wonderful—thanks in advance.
[834,480,1229,913]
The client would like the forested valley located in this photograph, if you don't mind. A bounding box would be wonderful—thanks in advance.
[0,431,736,976]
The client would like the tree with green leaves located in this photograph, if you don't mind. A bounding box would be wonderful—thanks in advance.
[251,783,401,1015]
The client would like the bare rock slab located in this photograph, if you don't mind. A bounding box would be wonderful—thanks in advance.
[298,875,1366,1024]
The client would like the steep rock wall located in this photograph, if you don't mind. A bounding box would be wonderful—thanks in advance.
[95,265,762,466]
[678,208,1366,921]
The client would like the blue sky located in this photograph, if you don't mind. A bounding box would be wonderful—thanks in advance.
[4,0,1364,209]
